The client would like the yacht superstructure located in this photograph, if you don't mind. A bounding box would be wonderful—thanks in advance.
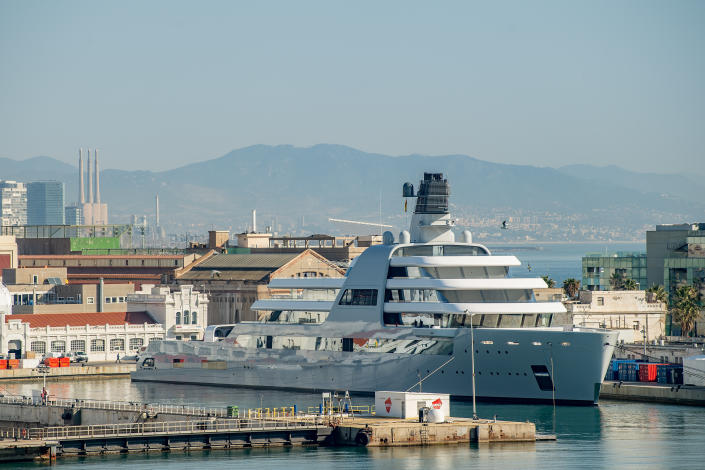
[132,173,617,405]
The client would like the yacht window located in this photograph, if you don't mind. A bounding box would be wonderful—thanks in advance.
[342,338,354,352]
[338,289,378,306]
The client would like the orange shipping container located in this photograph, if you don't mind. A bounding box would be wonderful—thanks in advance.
[638,363,666,382]
[59,358,70,367]
[0,360,7,370]
[8,359,20,369]
[45,358,60,367]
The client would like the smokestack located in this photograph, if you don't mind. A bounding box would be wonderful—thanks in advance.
[79,148,85,204]
[95,149,100,204]
[252,209,256,233]
[87,148,94,203]
[155,194,160,227]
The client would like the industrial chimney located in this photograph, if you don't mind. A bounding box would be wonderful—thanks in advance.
[95,149,100,204]
[252,209,257,233]
[87,148,94,204]
[155,194,160,227]
[79,148,85,204]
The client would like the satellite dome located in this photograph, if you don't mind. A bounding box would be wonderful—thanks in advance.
[0,282,11,315]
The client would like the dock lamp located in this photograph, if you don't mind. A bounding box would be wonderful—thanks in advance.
[465,309,478,421]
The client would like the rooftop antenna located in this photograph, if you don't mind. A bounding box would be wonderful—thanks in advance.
[379,190,382,236]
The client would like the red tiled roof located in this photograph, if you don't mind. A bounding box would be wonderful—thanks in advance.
[67,274,161,279]
[5,312,157,328]
[20,255,185,259]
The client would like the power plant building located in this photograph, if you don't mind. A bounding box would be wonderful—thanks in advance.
[79,148,108,225]
[27,181,65,225]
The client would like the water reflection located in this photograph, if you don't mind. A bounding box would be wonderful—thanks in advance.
[4,379,705,470]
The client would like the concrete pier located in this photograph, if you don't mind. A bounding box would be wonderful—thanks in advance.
[0,364,135,382]
[0,439,56,462]
[601,381,705,406]
[334,416,536,446]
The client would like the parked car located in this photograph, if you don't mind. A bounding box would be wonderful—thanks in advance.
[120,353,141,362]
[63,351,88,363]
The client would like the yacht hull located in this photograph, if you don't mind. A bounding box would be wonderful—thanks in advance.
[131,328,616,405]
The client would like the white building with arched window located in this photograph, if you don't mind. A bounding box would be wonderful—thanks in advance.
[126,284,208,341]
[0,310,164,361]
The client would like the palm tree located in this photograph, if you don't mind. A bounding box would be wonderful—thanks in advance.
[541,275,556,288]
[610,272,624,290]
[622,278,639,291]
[646,285,668,304]
[672,285,700,337]
[563,278,581,299]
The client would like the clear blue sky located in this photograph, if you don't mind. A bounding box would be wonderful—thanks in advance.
[1,0,703,174]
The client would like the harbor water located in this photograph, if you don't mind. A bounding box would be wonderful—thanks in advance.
[493,241,644,284]
[2,377,704,469]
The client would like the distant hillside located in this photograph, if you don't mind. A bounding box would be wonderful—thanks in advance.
[558,164,705,202]
[2,145,703,234]
[0,156,76,182]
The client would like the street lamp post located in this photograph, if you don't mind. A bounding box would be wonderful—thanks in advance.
[466,309,478,420]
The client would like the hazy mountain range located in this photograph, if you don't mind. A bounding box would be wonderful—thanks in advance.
[1,145,704,236]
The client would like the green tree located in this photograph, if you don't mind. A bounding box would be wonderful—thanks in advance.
[646,285,668,304]
[622,278,639,290]
[563,278,581,299]
[672,285,700,337]
[610,272,624,290]
[541,275,556,288]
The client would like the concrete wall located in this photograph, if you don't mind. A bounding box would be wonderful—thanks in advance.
[0,402,201,427]
[0,236,18,270]
[2,267,67,285]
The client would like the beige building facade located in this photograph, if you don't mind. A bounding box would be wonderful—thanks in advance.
[176,249,344,324]
[565,290,667,343]
[127,284,208,340]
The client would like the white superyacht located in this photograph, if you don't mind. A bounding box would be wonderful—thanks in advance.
[132,173,617,405]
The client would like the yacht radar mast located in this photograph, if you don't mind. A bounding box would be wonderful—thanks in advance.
[405,172,456,243]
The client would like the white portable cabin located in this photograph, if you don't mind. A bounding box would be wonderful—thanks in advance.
[683,355,705,386]
[374,391,450,419]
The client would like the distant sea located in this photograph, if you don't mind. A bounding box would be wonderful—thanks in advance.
[489,242,645,284]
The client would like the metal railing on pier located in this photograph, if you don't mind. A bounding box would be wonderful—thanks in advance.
[306,405,375,415]
[0,395,230,418]
[27,417,326,441]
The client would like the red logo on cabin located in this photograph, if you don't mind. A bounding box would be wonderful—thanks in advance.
[432,398,443,409]
[385,397,392,413]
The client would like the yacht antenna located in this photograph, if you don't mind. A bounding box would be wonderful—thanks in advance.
[379,190,382,235]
